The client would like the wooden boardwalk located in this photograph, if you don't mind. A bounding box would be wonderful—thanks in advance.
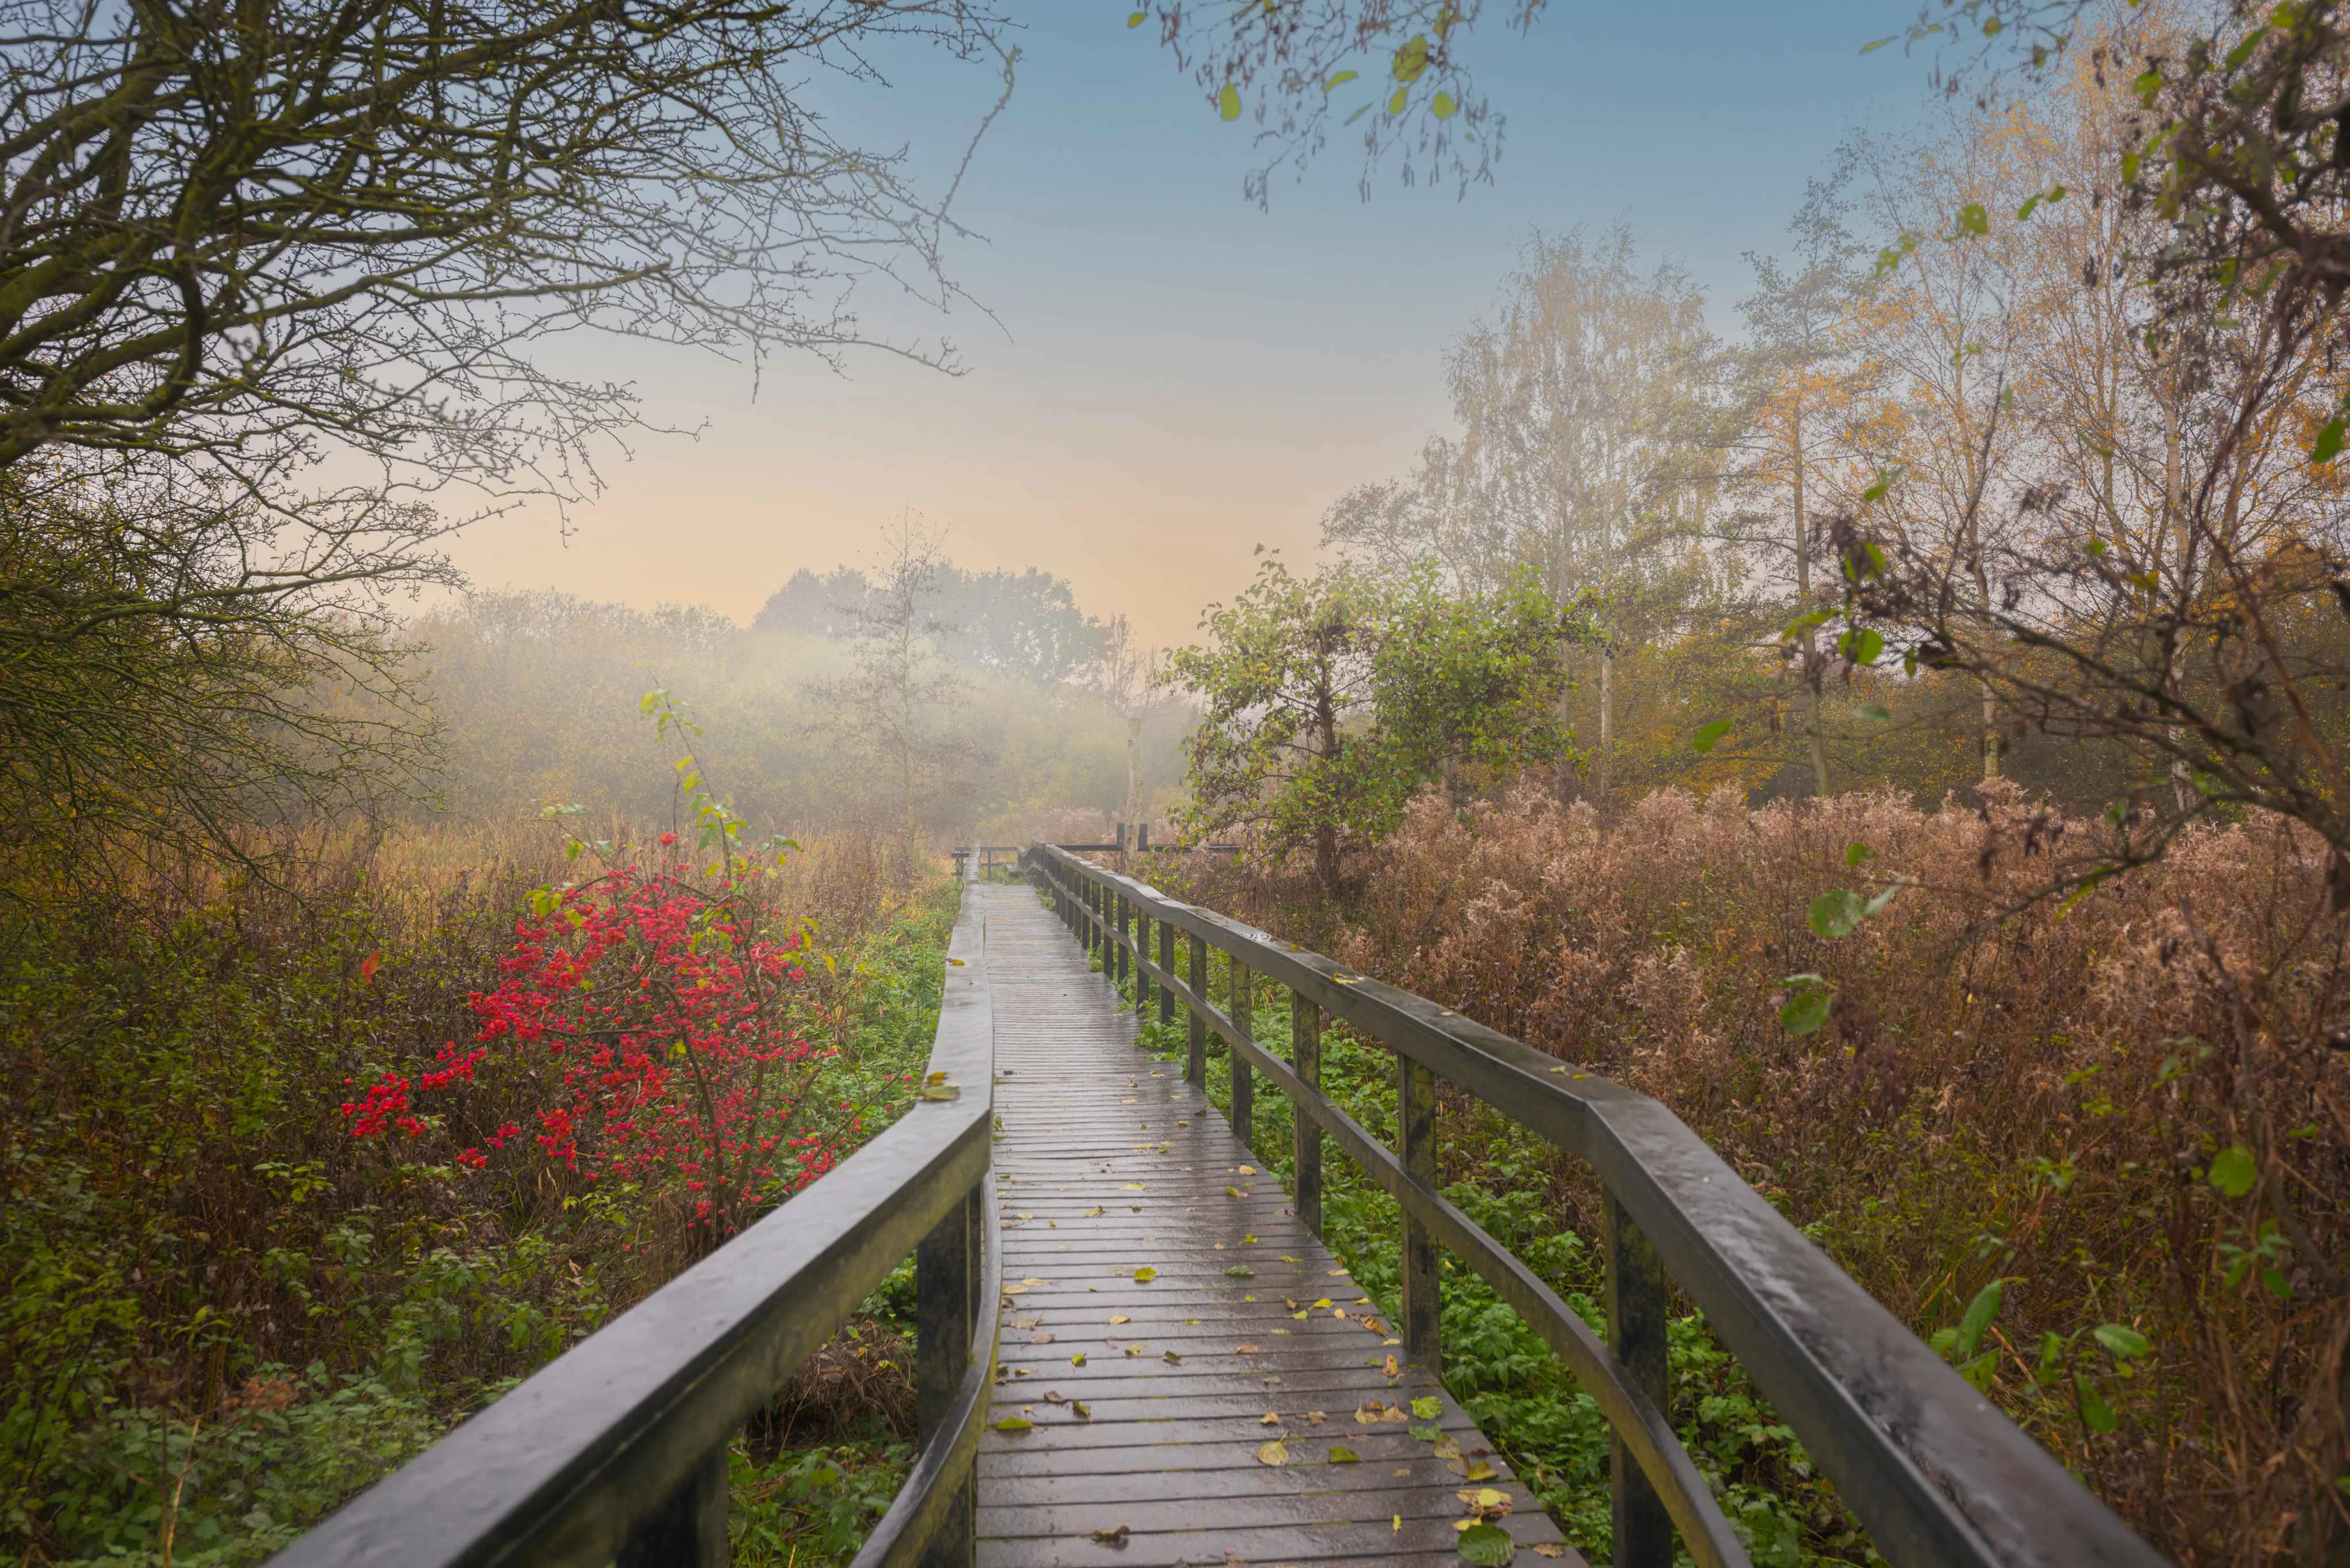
[972,883,1580,1567]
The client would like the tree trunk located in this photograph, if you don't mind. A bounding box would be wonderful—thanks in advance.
[1596,645,1614,801]
[1794,410,1830,797]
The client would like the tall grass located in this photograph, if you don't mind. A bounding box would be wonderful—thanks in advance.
[1151,783,2350,1565]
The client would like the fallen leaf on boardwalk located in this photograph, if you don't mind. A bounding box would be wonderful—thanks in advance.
[1328,1268,1349,1277]
[1089,1525,1130,1546]
[1029,1333,1054,1345]
[917,1083,961,1101]
[1163,1349,1182,1363]
[1467,1488,1509,1513]
[1457,1521,1516,1566]
[1304,1410,1327,1423]
[1238,1165,1257,1175]
[1462,1459,1498,1481]
[1255,1440,1290,1467]
[1120,1097,1138,1104]
[1044,1390,1068,1403]
[1223,1265,1255,1278]
[1017,1213,1034,1220]
[1281,1255,1300,1263]
[1393,1469,1411,1478]
[1242,1233,1257,1243]
[1393,1516,1403,1532]
[1261,1411,1281,1424]
[1313,1298,1333,1309]
[1411,1397,1442,1419]
[1123,1347,1141,1357]
[992,1416,1032,1433]
[1224,1186,1247,1199]
[1071,1354,1086,1366]
[1431,1435,1461,1459]
[1333,1308,1347,1320]
[1291,1310,1308,1321]
[1533,1546,1568,1558]
[1328,1444,1359,1463]
[1384,1355,1401,1378]
[1001,1286,1027,1296]
[1009,1316,1042,1329]
[1108,1314,1131,1324]
[1070,1400,1092,1419]
[1132,1267,1157,1283]
[1022,1278,1052,1286]
[1409,1424,1443,1442]
[1124,1183,1147,1191]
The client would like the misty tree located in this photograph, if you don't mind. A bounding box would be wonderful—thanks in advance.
[815,518,984,862]
[1738,178,1882,797]
[1093,614,1169,833]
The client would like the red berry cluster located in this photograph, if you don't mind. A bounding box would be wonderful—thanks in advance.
[341,855,836,1229]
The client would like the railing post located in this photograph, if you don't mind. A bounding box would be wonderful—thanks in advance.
[1134,906,1151,1016]
[916,1183,980,1568]
[1186,932,1207,1086]
[1606,1190,1672,1568]
[1157,920,1176,1031]
[1115,893,1130,989]
[1230,962,1254,1149]
[617,1447,728,1568]
[1291,992,1322,1238]
[1399,1052,1440,1369]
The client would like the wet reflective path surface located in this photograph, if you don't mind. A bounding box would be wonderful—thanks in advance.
[972,883,1580,1567]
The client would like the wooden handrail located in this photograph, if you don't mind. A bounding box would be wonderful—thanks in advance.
[1028,843,2168,1568]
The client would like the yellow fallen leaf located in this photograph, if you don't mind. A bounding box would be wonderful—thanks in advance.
[1393,1515,1403,1532]
[1314,1298,1333,1308]
[1238,1165,1257,1175]
[1261,1411,1281,1424]
[1071,1353,1086,1366]
[1108,1315,1131,1324]
[1291,1310,1308,1320]
[1534,1545,1569,1558]
[1384,1354,1401,1378]
[1133,1267,1157,1282]
[1235,1344,1261,1354]
[1242,1233,1257,1243]
[1225,1186,1247,1198]
[1257,1440,1290,1466]
[1124,1183,1147,1191]
[1084,1206,1105,1217]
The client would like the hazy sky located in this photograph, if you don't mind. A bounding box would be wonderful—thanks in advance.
[447,0,1942,645]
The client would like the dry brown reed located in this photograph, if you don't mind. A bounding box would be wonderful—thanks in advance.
[1164,783,2350,1565]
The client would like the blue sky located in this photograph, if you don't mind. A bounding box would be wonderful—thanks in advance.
[447,0,1945,641]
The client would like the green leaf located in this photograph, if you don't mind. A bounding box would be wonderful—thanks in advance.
[2312,416,2345,464]
[2075,1375,2117,1433]
[1690,718,1733,753]
[2208,1144,2259,1198]
[1391,33,1430,82]
[2225,26,2268,70]
[1134,1265,1158,1282]
[1808,889,1864,939]
[1410,1396,1442,1419]
[1431,90,1458,120]
[993,1416,1033,1432]
[1956,1279,2003,1358]
[1223,1263,1255,1277]
[1408,1423,1444,1441]
[1839,627,1885,666]
[1779,989,1831,1036]
[1845,841,1876,868]
[1952,202,1990,239]
[1860,34,1896,53]
[1862,466,1904,502]
[1323,69,1358,90]
[1328,1444,1360,1462]
[1127,9,1145,24]
[1860,703,1892,721]
[1457,1521,1516,1566]
[2092,1324,2151,1361]
[1218,83,1242,121]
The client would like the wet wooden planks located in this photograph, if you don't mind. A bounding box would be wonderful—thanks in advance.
[972,882,1581,1567]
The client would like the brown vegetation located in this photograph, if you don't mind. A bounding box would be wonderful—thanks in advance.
[1165,785,2350,1563]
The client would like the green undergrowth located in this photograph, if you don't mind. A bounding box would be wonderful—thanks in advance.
[1075,907,1883,1567]
[1,871,957,1567]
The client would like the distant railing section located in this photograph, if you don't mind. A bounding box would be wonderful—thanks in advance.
[267,857,999,1568]
[953,824,1238,875]
[1025,843,2167,1568]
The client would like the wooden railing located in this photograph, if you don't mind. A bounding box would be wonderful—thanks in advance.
[266,859,998,1568]
[1027,843,2167,1568]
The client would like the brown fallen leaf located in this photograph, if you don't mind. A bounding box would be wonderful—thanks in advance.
[1533,1545,1569,1558]
[1043,1390,1068,1403]
[1089,1525,1130,1547]
[1163,1349,1182,1363]
[1383,1354,1401,1378]
[1260,1411,1282,1424]
[1234,1344,1261,1354]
